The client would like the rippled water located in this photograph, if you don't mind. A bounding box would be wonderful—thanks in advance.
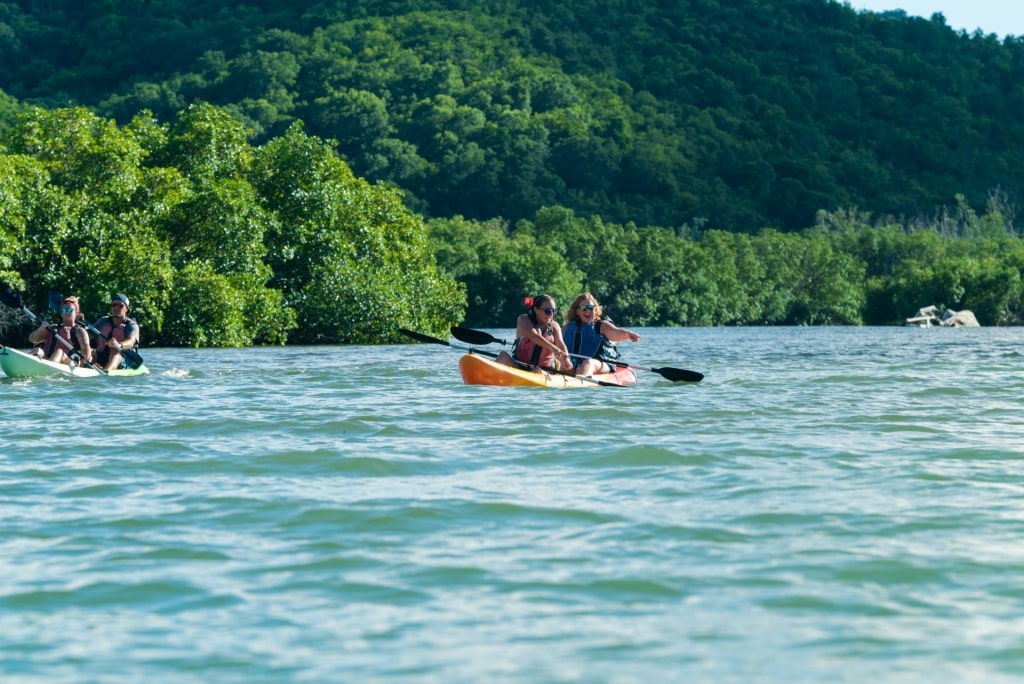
[2,327,1023,682]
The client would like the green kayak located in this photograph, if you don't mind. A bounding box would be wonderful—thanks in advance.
[0,346,150,379]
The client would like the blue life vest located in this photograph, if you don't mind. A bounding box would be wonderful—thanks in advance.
[563,320,620,361]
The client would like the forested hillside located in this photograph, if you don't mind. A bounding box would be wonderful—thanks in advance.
[1,0,1022,232]
[2,0,1024,344]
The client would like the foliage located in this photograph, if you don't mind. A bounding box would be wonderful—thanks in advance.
[0,105,463,347]
[2,98,1023,341]
[0,1,1022,233]
[428,208,1024,328]
[427,214,581,327]
[250,121,465,343]
[163,262,250,347]
[5,0,1024,340]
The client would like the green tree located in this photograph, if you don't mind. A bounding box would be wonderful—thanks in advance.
[427,213,582,326]
[621,226,711,326]
[163,262,251,347]
[1,107,176,329]
[528,206,638,314]
[252,122,464,341]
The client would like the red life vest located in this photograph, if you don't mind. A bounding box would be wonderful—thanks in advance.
[95,316,138,353]
[515,326,557,369]
[43,325,81,358]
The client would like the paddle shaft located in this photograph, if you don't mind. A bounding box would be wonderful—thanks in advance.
[399,328,623,387]
[80,320,144,368]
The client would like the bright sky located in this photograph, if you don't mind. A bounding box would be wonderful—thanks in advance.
[850,1,1024,38]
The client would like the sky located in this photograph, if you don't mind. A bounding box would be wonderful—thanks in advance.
[850,1,1024,38]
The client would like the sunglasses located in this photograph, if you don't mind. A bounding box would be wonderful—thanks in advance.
[539,308,557,316]
[579,304,595,311]
[111,302,126,308]
[60,306,75,314]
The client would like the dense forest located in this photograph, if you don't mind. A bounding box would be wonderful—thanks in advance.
[0,105,463,346]
[1,0,1023,231]
[1,0,1024,345]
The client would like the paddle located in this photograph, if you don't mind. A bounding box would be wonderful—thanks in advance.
[49,290,144,369]
[400,327,503,360]
[80,319,145,369]
[399,328,624,387]
[0,281,107,374]
[450,325,704,383]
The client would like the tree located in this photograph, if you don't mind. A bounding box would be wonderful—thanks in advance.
[251,122,464,341]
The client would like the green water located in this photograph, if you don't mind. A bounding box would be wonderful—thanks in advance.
[2,327,1023,682]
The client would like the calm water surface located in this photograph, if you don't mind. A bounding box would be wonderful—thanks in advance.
[2,327,1023,682]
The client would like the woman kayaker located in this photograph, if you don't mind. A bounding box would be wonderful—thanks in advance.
[496,294,573,372]
[28,295,93,366]
[563,293,640,377]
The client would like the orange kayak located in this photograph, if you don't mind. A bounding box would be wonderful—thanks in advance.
[458,353,638,388]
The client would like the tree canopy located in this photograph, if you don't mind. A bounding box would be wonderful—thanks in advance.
[0,104,463,346]
[428,202,1024,328]
[2,2,1024,345]
[0,0,1021,233]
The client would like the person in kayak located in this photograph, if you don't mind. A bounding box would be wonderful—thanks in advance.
[93,293,141,371]
[28,296,93,366]
[496,294,573,372]
[563,293,641,376]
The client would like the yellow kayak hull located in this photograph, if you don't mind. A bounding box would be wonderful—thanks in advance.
[458,353,637,388]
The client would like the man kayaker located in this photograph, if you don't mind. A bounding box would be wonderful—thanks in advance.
[28,295,93,366]
[92,293,141,371]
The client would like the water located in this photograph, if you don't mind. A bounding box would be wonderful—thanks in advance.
[2,327,1023,682]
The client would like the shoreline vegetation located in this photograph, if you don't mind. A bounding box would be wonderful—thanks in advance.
[1,105,1021,349]
[2,1,1023,345]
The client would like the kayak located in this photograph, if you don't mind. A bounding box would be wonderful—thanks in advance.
[458,352,637,388]
[0,346,150,379]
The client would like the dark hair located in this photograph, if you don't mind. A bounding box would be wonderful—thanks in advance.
[528,294,554,310]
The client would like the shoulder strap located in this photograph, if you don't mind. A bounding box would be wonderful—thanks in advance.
[529,342,542,367]
[44,325,80,357]
[593,319,620,361]
[43,329,58,358]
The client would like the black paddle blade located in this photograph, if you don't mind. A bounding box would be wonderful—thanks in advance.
[121,348,145,368]
[48,290,64,312]
[450,326,508,345]
[656,366,704,383]
[0,281,24,309]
